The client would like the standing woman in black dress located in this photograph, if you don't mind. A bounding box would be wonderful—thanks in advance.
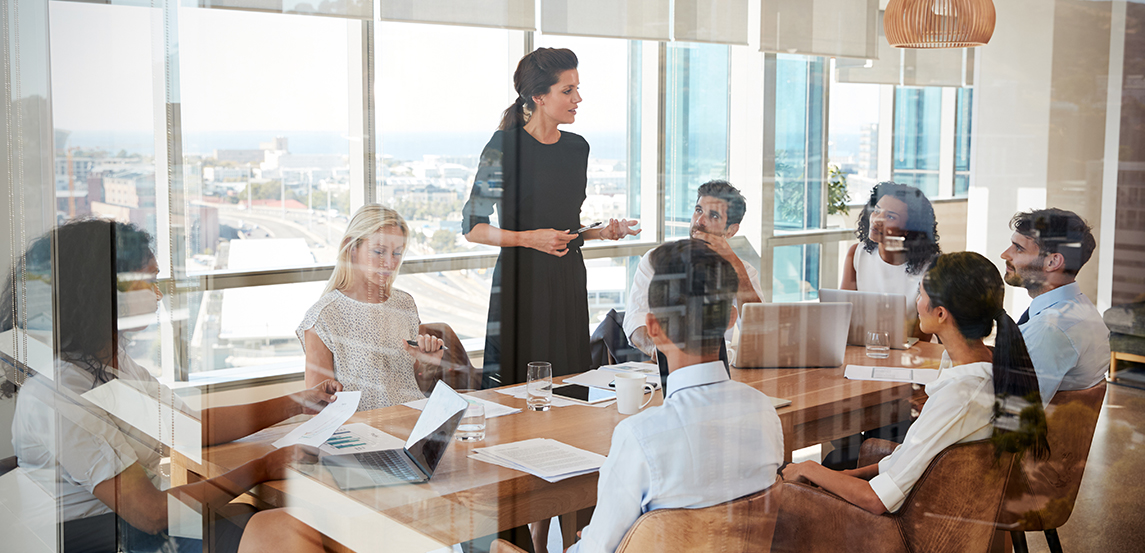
[463,48,639,389]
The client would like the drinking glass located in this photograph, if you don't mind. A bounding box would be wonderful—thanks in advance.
[866,330,890,359]
[456,400,485,442]
[526,362,553,411]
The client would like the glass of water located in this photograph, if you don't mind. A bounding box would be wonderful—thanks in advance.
[456,400,485,442]
[526,361,552,411]
[866,330,890,359]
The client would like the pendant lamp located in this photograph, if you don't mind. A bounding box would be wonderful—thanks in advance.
[884,0,995,48]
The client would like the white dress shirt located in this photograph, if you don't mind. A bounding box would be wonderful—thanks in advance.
[1019,282,1110,404]
[624,248,765,357]
[12,350,189,522]
[567,361,784,553]
[869,354,995,513]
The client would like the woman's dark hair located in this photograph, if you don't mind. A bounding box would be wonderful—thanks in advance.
[922,251,1049,458]
[498,48,578,131]
[854,182,941,275]
[1,219,154,395]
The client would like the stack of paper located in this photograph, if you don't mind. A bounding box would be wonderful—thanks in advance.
[844,365,939,385]
[471,438,606,483]
[403,394,521,418]
[563,364,661,390]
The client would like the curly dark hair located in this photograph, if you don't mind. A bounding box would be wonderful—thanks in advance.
[1,219,154,397]
[854,182,941,275]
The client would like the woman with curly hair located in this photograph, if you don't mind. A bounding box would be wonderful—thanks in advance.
[842,182,941,339]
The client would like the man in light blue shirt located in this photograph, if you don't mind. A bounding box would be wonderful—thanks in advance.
[567,239,783,553]
[1001,208,1109,404]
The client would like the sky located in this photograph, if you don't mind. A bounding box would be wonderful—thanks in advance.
[48,3,875,146]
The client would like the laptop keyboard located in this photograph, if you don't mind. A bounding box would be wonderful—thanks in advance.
[358,450,420,482]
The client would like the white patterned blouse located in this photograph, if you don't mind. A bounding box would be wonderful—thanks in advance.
[296,289,427,411]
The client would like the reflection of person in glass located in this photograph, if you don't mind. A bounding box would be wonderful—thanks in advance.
[3,219,340,553]
[782,252,1047,514]
[842,182,941,340]
[462,47,640,389]
[298,204,445,411]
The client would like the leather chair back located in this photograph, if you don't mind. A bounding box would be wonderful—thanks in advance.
[773,440,1015,553]
[613,485,780,553]
[896,441,1015,553]
[490,486,780,553]
[999,380,1107,531]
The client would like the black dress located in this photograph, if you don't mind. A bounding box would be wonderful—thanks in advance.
[461,127,591,388]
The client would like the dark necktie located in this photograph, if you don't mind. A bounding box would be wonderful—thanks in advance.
[1017,309,1030,325]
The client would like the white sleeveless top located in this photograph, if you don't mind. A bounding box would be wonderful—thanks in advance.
[297,289,427,411]
[853,246,926,318]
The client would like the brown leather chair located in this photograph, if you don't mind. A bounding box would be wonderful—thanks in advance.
[415,322,481,393]
[999,381,1107,553]
[771,440,1016,553]
[490,485,780,553]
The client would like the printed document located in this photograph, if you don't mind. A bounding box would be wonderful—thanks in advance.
[318,423,405,455]
[403,394,521,419]
[845,365,939,385]
[471,438,606,483]
[272,391,361,448]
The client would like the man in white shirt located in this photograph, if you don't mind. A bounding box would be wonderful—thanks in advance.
[624,181,764,365]
[568,239,783,553]
[1001,208,1110,404]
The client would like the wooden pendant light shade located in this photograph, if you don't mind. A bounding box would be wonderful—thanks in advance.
[885,0,996,48]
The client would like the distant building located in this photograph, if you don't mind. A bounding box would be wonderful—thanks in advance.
[213,149,265,164]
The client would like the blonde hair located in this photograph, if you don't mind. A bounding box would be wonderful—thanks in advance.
[323,204,410,297]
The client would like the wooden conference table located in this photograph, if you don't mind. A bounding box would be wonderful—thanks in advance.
[176,342,944,548]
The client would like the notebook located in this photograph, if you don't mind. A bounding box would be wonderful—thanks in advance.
[818,288,913,350]
[320,381,468,490]
[734,302,853,368]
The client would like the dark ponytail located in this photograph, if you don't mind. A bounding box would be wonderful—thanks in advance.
[922,252,1048,459]
[498,48,578,131]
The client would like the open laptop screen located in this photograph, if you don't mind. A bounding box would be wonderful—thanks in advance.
[404,381,469,476]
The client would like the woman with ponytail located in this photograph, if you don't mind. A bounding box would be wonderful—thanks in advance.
[461,48,640,389]
[780,251,1047,514]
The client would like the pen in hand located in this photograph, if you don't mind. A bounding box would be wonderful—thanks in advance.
[406,339,449,351]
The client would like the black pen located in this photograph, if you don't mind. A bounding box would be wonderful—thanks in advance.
[406,339,449,350]
[577,221,604,234]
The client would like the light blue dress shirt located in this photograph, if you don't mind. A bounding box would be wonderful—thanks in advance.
[1020,282,1110,404]
[567,361,784,553]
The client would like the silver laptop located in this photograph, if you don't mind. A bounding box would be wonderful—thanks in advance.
[320,381,468,490]
[734,302,852,368]
[819,289,914,350]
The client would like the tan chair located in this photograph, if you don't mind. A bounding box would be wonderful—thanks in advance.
[999,381,1107,553]
[490,485,780,553]
[415,322,481,393]
[771,440,1016,553]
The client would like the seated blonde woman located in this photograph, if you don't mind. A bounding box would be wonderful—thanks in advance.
[297,205,445,411]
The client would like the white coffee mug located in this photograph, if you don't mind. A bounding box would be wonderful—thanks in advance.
[614,373,653,415]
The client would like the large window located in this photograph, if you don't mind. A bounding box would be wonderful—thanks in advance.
[664,42,730,239]
[892,86,942,197]
[954,87,973,197]
[772,55,826,301]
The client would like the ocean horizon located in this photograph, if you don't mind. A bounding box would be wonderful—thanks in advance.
[60,129,628,161]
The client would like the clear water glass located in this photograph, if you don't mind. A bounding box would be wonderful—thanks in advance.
[526,362,552,411]
[866,330,890,359]
[456,400,485,442]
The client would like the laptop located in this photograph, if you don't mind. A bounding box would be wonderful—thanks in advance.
[320,381,469,490]
[819,289,915,350]
[734,302,853,368]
